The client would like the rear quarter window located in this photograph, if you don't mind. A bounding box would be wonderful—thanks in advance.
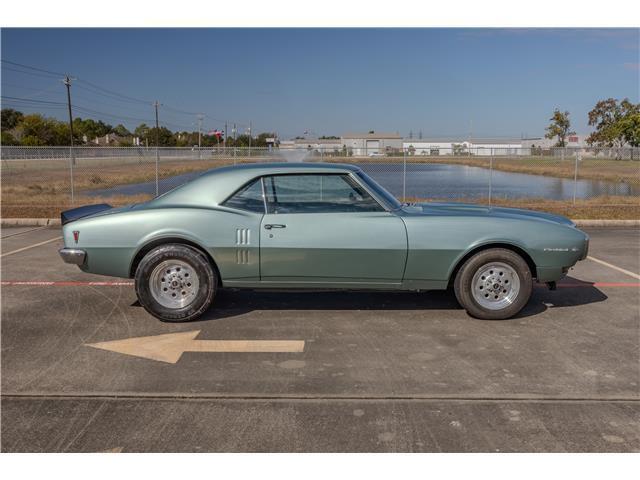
[222,179,265,213]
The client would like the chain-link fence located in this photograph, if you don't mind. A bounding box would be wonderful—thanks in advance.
[1,146,639,218]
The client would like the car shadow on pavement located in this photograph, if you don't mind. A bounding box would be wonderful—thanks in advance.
[170,276,608,322]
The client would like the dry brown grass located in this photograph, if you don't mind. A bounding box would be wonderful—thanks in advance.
[1,192,638,220]
[405,196,640,220]
[1,157,262,194]
[1,193,154,218]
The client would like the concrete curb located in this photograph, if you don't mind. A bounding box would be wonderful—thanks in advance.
[1,218,61,227]
[572,219,640,227]
[1,218,638,228]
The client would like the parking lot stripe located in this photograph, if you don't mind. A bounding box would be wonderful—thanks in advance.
[587,255,640,280]
[0,236,62,258]
[1,226,48,239]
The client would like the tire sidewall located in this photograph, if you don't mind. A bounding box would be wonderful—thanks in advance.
[135,244,216,322]
[454,248,532,320]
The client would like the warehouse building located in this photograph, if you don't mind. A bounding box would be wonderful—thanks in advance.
[403,138,523,156]
[341,132,403,156]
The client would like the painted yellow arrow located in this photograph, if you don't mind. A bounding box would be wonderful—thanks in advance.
[86,330,305,364]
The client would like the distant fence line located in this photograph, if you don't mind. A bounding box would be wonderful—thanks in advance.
[1,145,639,160]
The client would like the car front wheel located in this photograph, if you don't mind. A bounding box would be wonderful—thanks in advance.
[454,248,532,320]
[135,244,217,322]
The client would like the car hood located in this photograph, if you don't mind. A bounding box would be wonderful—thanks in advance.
[402,202,575,227]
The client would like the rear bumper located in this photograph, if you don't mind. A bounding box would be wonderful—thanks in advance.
[59,248,86,266]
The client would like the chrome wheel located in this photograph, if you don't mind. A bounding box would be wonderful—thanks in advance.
[149,260,200,309]
[471,261,521,311]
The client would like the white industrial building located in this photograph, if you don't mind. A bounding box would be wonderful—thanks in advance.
[403,138,523,156]
[521,135,586,152]
[342,132,403,156]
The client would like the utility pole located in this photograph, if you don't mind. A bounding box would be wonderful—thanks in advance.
[197,114,204,160]
[154,101,161,197]
[248,121,252,158]
[63,74,76,203]
[224,121,228,150]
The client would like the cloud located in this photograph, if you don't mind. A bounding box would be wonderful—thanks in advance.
[623,62,639,71]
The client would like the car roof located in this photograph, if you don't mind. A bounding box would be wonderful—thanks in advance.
[149,162,363,208]
[200,162,361,177]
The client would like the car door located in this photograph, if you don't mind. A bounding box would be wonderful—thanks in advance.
[259,173,407,285]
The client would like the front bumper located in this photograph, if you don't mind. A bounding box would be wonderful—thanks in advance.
[59,248,86,266]
[580,235,590,260]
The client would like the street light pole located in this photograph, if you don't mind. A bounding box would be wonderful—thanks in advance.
[248,121,252,158]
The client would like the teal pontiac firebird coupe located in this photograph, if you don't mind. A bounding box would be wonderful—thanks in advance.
[59,163,589,322]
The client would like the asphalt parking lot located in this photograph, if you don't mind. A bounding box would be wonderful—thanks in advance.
[1,226,639,452]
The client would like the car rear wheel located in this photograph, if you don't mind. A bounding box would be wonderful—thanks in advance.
[454,248,532,320]
[135,244,217,322]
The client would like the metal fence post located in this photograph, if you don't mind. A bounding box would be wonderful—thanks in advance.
[69,146,75,205]
[402,148,407,202]
[155,146,159,197]
[489,149,494,204]
[572,152,580,205]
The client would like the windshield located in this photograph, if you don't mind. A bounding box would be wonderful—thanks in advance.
[355,171,403,210]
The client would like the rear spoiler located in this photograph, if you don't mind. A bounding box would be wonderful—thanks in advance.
[61,203,112,225]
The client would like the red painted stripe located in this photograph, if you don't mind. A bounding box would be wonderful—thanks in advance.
[0,281,134,286]
[1,281,638,288]
[538,282,640,288]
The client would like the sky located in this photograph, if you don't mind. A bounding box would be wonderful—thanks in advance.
[1,28,639,139]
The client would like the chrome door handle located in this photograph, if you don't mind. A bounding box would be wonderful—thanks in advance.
[264,224,286,230]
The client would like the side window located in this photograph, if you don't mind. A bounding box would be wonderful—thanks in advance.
[222,179,265,213]
[264,174,384,214]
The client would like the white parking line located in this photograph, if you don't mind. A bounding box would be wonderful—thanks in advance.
[1,226,48,239]
[587,255,640,280]
[1,236,63,258]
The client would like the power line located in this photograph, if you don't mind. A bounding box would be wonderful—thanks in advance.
[1,65,62,80]
[1,59,65,77]
[3,60,254,134]
[73,83,150,106]
[1,95,66,106]
[75,78,151,105]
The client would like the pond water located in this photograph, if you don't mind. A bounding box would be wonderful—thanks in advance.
[86,162,640,200]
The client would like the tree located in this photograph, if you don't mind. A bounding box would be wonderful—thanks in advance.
[587,98,640,150]
[73,117,113,141]
[1,131,19,145]
[619,112,640,148]
[545,109,575,147]
[146,126,177,146]
[16,113,74,145]
[112,124,131,137]
[134,123,150,139]
[1,108,24,131]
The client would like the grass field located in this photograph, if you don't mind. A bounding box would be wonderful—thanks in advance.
[2,192,638,220]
